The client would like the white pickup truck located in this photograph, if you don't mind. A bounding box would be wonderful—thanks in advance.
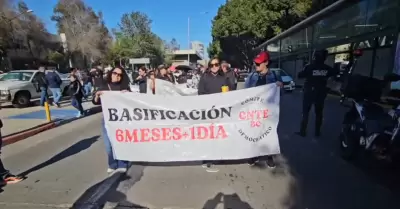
[0,70,70,108]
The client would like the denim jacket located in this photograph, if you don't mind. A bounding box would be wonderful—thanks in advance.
[244,70,281,88]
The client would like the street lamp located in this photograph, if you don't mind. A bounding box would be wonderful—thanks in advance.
[187,11,208,64]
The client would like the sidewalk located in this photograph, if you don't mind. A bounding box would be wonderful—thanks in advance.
[1,101,99,138]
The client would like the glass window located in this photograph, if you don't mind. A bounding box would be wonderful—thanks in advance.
[365,0,398,32]
[271,68,288,77]
[314,0,369,44]
[0,72,34,81]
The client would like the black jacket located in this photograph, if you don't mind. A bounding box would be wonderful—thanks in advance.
[92,82,130,105]
[34,71,48,90]
[198,72,232,95]
[68,80,84,97]
[225,69,237,86]
[135,76,147,93]
[298,62,338,91]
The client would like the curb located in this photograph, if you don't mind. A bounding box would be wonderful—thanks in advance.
[2,106,102,147]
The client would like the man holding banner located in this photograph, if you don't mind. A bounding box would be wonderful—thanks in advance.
[245,51,283,168]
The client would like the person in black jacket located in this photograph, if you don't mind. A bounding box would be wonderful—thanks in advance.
[198,58,232,95]
[221,61,237,90]
[68,74,85,117]
[93,67,130,173]
[134,66,147,93]
[197,58,232,172]
[297,49,338,137]
[34,66,49,106]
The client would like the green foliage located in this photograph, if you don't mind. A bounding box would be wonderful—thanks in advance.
[47,51,65,64]
[107,11,168,67]
[209,0,312,67]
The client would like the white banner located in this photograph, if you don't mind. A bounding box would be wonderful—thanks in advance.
[147,79,198,96]
[101,84,281,162]
[129,85,140,93]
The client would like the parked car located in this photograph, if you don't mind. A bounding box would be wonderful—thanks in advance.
[244,68,296,92]
[0,70,70,108]
[238,71,249,82]
[271,68,296,92]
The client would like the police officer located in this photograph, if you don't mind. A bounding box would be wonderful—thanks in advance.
[297,49,338,137]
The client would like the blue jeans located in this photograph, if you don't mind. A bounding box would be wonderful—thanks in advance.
[49,88,62,104]
[39,87,48,106]
[71,96,84,114]
[101,120,128,169]
[83,83,92,98]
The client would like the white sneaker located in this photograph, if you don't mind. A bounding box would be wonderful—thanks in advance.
[116,167,127,173]
[107,168,115,173]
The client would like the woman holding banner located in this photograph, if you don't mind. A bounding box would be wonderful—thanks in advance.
[197,58,233,172]
[198,58,233,95]
[93,67,130,173]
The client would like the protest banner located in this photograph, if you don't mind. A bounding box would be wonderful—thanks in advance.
[147,78,197,96]
[101,84,281,162]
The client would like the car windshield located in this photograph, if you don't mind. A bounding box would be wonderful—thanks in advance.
[272,69,288,77]
[0,72,34,81]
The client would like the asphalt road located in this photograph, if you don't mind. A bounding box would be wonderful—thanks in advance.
[0,85,400,209]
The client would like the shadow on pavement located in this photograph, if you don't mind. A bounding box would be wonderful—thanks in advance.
[72,165,146,209]
[202,192,253,209]
[275,92,400,209]
[18,135,99,177]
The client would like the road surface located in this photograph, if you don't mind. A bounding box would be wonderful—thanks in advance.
[0,88,399,209]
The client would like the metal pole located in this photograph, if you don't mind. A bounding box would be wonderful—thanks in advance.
[187,17,190,64]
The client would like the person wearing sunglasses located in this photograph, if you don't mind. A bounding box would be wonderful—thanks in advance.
[93,67,130,174]
[244,51,283,168]
[198,58,232,95]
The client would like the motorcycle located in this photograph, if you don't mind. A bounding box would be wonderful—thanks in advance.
[339,72,400,164]
[339,50,363,104]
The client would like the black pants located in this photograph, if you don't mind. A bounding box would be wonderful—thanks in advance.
[300,88,327,134]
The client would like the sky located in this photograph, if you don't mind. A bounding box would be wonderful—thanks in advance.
[23,0,226,53]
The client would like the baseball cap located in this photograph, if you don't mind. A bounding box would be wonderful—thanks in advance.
[253,51,270,64]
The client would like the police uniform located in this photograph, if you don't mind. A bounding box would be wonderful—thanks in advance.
[297,50,338,137]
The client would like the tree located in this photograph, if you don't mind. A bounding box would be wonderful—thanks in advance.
[209,0,312,67]
[47,51,65,64]
[52,0,112,67]
[108,11,166,67]
[17,1,53,60]
[0,0,50,70]
[166,38,180,52]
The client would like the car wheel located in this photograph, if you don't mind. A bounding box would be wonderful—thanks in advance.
[12,91,31,108]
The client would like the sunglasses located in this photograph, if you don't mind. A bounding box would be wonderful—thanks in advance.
[210,63,220,67]
[254,62,263,66]
[112,72,123,77]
